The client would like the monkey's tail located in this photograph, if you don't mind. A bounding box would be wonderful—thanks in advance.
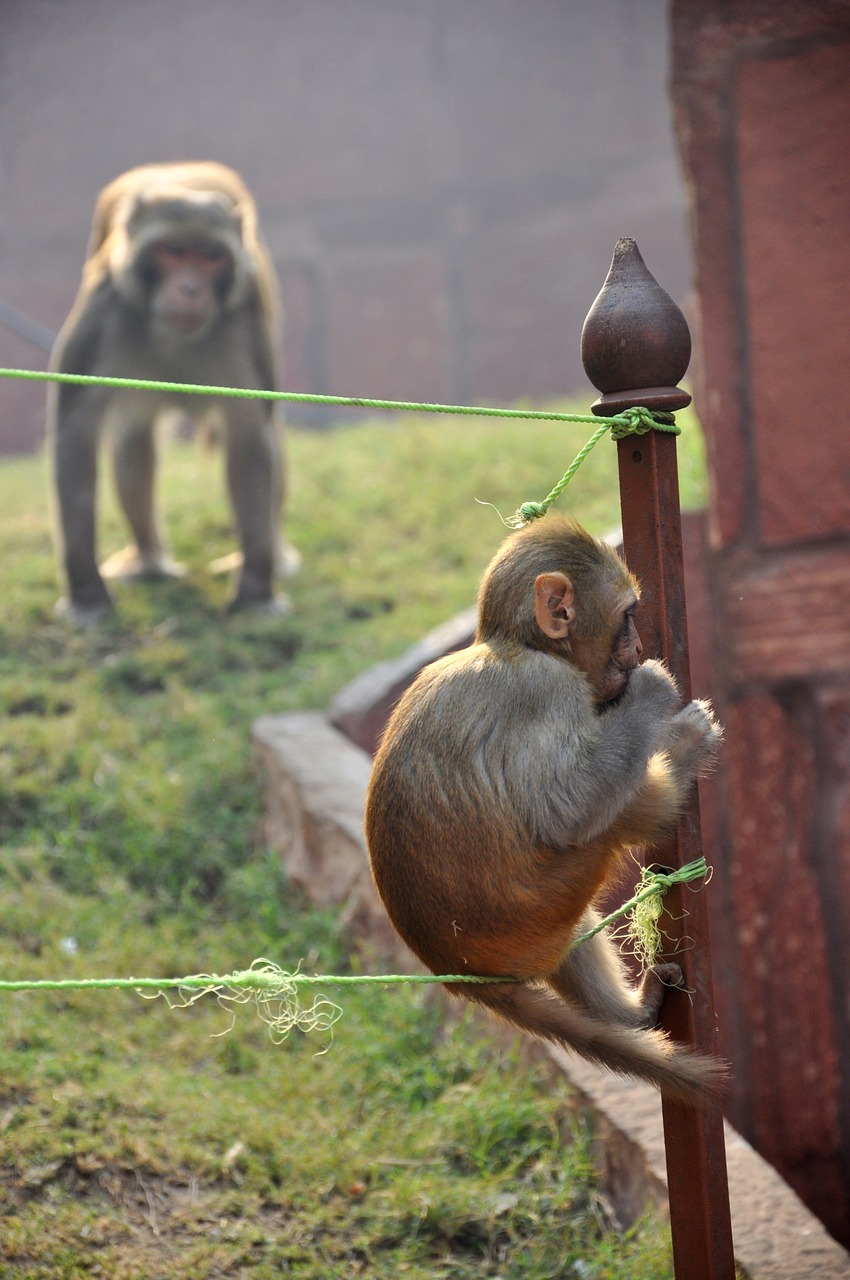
[451,981,727,1106]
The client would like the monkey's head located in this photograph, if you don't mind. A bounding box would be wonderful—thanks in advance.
[106,183,254,345]
[476,514,643,705]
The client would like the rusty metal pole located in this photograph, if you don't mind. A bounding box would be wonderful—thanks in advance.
[581,238,736,1280]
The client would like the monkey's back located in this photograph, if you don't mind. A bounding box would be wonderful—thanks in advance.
[365,642,595,976]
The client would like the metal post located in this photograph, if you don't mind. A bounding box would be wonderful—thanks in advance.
[581,238,736,1279]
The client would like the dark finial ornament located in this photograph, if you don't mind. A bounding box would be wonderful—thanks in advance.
[580,237,692,417]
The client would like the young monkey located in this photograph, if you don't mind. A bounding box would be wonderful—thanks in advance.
[365,514,725,1103]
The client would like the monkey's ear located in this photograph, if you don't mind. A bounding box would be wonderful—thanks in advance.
[534,572,576,639]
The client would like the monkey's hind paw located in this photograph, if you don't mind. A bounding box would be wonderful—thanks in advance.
[227,593,292,619]
[55,596,115,629]
[209,542,301,580]
[100,547,186,581]
[208,550,242,576]
[650,961,685,989]
[636,963,687,1028]
[672,698,723,770]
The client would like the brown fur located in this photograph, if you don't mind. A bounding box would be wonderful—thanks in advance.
[366,515,725,1103]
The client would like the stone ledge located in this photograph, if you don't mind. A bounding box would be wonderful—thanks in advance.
[327,605,477,756]
[252,711,415,966]
[252,709,850,1280]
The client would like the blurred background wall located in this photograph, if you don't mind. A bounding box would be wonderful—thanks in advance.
[0,0,688,450]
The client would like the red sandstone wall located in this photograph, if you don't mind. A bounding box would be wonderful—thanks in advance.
[672,0,850,1244]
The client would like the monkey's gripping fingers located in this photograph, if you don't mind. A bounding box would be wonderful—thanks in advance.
[664,698,723,775]
[636,963,685,1028]
[628,658,682,718]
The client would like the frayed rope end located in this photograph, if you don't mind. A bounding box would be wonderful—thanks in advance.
[140,958,343,1048]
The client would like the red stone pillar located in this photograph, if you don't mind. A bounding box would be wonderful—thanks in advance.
[671,0,850,1243]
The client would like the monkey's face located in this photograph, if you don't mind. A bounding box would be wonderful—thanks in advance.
[145,239,235,342]
[595,601,642,704]
[572,593,642,706]
[112,192,246,346]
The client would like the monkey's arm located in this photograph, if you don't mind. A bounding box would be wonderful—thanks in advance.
[47,281,122,619]
[243,298,278,392]
[500,654,682,848]
[51,279,116,377]
[577,698,722,849]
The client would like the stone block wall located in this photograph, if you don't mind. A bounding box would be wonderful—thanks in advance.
[671,0,850,1243]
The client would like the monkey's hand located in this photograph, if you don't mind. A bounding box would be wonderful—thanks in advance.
[626,659,682,719]
[662,698,723,777]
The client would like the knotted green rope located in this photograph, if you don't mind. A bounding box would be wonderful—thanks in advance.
[508,407,679,526]
[0,859,705,1042]
[0,367,681,522]
[570,857,707,968]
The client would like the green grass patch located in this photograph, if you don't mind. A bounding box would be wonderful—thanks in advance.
[0,404,707,1276]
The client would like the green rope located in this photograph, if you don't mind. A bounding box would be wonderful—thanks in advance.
[0,860,706,1041]
[0,368,604,422]
[569,857,707,968]
[0,366,647,425]
[508,407,679,526]
[0,970,502,994]
[0,366,681,520]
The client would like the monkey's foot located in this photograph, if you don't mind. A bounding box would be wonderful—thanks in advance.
[208,550,242,576]
[100,547,186,581]
[651,962,685,989]
[636,963,685,1027]
[227,593,292,618]
[55,596,115,628]
[209,542,302,580]
[278,542,302,579]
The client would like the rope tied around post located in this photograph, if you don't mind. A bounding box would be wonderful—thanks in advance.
[0,367,673,428]
[509,406,680,527]
[0,366,682,530]
[572,857,708,975]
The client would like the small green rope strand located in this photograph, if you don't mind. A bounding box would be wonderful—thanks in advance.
[509,407,680,527]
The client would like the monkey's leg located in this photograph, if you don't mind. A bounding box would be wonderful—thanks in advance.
[207,410,299,581]
[449,978,721,1104]
[52,392,114,623]
[271,412,301,579]
[223,404,284,612]
[103,411,184,580]
[548,916,683,1031]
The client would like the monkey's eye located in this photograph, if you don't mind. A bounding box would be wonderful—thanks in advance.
[197,246,228,265]
[617,605,638,641]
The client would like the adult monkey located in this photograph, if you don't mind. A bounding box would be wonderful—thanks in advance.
[48,161,291,623]
[366,514,726,1104]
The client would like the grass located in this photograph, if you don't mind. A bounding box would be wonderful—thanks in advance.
[0,402,708,1277]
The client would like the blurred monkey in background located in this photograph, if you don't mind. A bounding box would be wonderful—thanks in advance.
[49,161,294,623]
